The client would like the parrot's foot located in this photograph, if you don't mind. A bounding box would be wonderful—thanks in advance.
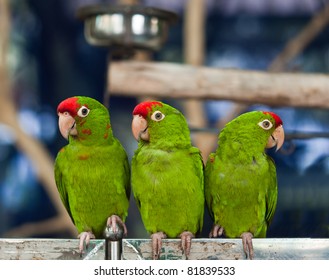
[151,232,167,260]
[78,231,95,255]
[179,231,194,259]
[107,215,128,237]
[209,224,224,238]
[241,232,254,260]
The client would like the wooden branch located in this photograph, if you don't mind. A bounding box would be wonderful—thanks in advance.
[184,0,205,66]
[109,61,329,109]
[183,0,211,162]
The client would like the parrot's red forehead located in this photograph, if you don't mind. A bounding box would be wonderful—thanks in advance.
[57,97,81,116]
[263,111,283,127]
[133,101,163,117]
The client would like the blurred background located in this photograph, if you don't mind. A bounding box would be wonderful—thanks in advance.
[0,0,329,240]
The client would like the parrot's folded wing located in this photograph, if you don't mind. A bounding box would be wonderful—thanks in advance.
[189,146,204,188]
[189,146,205,232]
[54,155,74,223]
[123,153,131,200]
[265,156,278,226]
[205,153,216,221]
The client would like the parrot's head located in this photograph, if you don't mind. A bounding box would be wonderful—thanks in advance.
[221,111,285,152]
[57,96,112,144]
[131,101,191,148]
[261,111,285,151]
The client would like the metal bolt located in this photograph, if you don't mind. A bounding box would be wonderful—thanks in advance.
[103,223,124,260]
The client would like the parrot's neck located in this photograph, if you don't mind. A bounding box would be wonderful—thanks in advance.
[216,131,267,163]
[69,130,114,146]
[139,139,191,151]
[69,119,115,146]
[143,122,192,150]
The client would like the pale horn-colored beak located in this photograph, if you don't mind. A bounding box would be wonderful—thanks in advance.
[132,114,149,141]
[266,125,285,151]
[58,112,77,140]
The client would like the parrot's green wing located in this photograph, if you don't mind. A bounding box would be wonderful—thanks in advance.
[265,155,278,226]
[123,148,131,200]
[190,146,204,188]
[204,152,215,221]
[54,147,74,223]
[189,146,205,233]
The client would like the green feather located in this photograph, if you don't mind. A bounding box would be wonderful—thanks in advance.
[54,96,130,238]
[131,102,204,238]
[205,111,279,238]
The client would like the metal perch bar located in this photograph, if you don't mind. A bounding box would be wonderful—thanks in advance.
[1,238,329,260]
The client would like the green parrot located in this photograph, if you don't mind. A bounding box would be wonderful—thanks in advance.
[131,101,204,260]
[205,111,284,259]
[54,96,130,253]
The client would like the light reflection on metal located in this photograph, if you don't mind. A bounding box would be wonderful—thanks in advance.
[132,14,145,35]
[150,17,159,34]
[95,14,125,35]
[76,5,178,51]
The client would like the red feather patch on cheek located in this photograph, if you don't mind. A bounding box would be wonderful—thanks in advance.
[103,123,111,139]
[133,101,163,118]
[82,129,91,135]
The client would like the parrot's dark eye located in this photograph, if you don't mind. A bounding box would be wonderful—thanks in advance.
[151,110,165,122]
[258,119,273,130]
[77,106,90,118]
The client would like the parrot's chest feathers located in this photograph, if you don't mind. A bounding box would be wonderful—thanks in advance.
[134,148,199,194]
[218,147,268,166]
[60,145,119,181]
[67,142,113,160]
[138,148,174,163]
[137,148,195,174]
[215,155,270,196]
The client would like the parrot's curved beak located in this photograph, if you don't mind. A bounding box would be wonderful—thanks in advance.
[132,114,149,141]
[58,112,78,140]
[266,125,285,151]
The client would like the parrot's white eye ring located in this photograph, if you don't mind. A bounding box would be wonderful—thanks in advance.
[77,106,90,118]
[258,119,273,130]
[151,111,165,122]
